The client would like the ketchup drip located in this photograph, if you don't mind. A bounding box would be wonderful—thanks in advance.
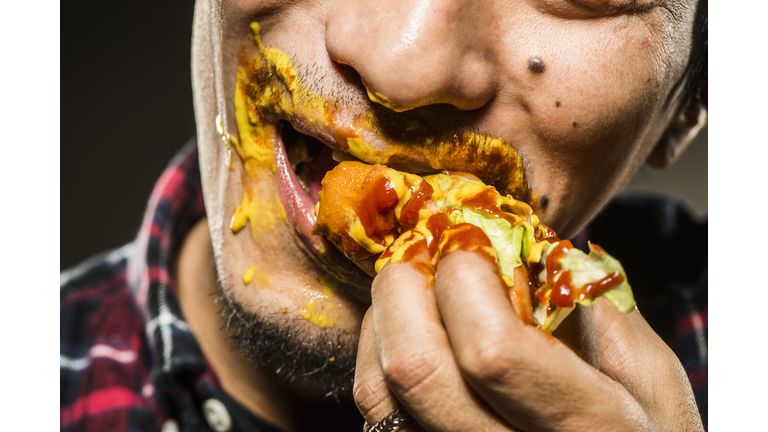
[545,240,573,285]
[550,272,575,308]
[537,221,560,243]
[438,223,496,263]
[400,181,434,231]
[549,271,625,308]
[358,175,400,245]
[462,191,519,227]
[425,213,451,257]
[581,271,625,299]
[401,237,435,278]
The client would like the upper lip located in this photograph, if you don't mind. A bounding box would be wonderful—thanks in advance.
[283,116,354,160]
[282,111,530,202]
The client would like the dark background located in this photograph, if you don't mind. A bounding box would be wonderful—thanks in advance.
[61,1,707,270]
[63,1,197,269]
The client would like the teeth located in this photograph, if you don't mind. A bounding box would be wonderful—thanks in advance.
[332,150,361,163]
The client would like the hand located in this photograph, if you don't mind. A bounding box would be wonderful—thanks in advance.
[353,250,704,431]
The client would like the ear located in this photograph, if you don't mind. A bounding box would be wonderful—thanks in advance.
[647,81,708,169]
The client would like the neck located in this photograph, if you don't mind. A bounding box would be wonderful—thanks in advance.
[176,219,362,432]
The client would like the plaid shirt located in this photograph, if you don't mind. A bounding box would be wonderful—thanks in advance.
[60,141,708,431]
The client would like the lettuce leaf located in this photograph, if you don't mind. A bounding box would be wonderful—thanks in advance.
[450,205,636,329]
[549,243,635,312]
[430,173,635,328]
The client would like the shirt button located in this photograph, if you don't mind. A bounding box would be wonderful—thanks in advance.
[161,419,179,432]
[203,398,232,432]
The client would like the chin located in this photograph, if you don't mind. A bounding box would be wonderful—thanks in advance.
[214,264,361,396]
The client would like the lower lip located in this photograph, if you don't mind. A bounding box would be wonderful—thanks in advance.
[273,123,374,299]
[274,123,319,242]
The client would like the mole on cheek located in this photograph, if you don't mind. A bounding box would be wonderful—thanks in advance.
[572,122,578,128]
[555,101,561,108]
[539,194,549,208]
[528,56,545,73]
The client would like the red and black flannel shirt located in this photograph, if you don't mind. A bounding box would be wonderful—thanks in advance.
[60,140,708,431]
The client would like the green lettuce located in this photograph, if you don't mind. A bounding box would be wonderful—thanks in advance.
[427,173,635,329]
[436,183,635,330]
[450,208,526,284]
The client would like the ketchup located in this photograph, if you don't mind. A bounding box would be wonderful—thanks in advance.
[425,213,451,256]
[399,181,434,230]
[537,221,560,243]
[545,240,573,285]
[462,191,519,227]
[438,223,495,263]
[357,175,399,244]
[590,243,607,253]
[550,271,575,308]
[581,271,625,300]
[548,271,625,308]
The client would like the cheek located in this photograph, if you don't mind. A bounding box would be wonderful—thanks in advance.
[499,16,670,233]
[534,21,661,158]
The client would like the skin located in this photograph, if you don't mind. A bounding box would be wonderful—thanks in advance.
[356,253,703,431]
[187,0,707,430]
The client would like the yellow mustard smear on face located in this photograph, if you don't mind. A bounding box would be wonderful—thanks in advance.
[231,181,287,237]
[231,21,330,254]
[364,86,402,112]
[300,301,339,328]
[238,21,529,202]
[241,22,330,130]
[230,22,295,274]
[300,286,341,328]
[232,21,530,286]
[242,265,272,286]
[346,131,528,202]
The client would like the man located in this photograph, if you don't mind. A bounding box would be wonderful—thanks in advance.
[61,0,707,430]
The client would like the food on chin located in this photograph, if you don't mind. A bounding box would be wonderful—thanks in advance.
[311,161,635,331]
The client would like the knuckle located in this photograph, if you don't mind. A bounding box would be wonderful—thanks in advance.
[353,378,391,421]
[381,345,447,396]
[457,333,520,384]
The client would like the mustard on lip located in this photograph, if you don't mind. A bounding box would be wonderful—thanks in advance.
[224,21,532,328]
[235,21,530,202]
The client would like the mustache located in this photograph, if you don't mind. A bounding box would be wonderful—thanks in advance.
[366,104,531,201]
[245,49,531,202]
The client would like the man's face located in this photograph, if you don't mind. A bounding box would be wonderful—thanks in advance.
[191,0,700,387]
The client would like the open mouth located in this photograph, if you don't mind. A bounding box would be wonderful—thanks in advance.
[274,119,374,297]
[281,121,340,205]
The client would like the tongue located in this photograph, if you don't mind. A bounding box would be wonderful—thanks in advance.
[299,145,338,204]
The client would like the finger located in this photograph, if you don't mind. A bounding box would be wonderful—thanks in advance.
[354,308,425,431]
[435,250,641,432]
[551,304,601,369]
[372,261,511,431]
[592,297,704,431]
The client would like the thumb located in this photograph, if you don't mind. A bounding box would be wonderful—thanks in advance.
[591,297,702,430]
[591,298,668,384]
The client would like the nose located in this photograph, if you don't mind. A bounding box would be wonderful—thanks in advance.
[326,0,498,112]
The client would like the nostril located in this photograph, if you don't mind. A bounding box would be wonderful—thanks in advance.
[329,57,366,92]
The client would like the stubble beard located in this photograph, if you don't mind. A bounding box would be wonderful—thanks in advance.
[213,272,360,399]
[205,60,374,401]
